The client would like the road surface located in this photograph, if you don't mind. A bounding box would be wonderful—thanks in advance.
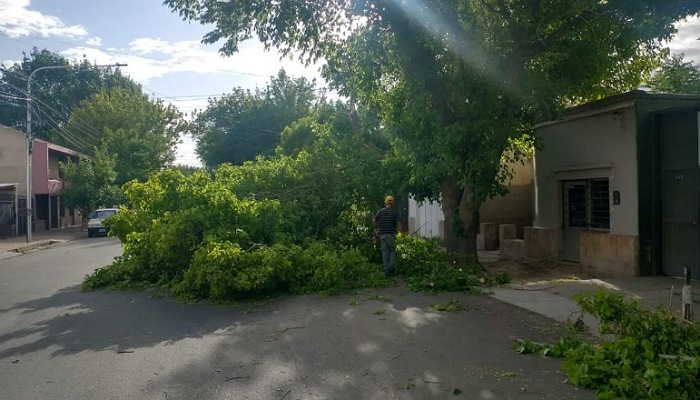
[0,237,593,399]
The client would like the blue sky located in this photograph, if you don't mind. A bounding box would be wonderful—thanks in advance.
[1,0,699,166]
[0,0,325,166]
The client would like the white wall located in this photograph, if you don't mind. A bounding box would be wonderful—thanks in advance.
[533,106,639,236]
[408,198,444,238]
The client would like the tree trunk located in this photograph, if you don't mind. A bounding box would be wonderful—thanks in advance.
[440,177,481,265]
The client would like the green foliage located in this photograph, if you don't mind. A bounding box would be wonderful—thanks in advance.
[431,299,466,312]
[368,294,391,302]
[646,54,700,94]
[192,69,318,167]
[81,166,394,300]
[65,86,186,184]
[59,146,122,219]
[514,290,700,399]
[492,272,512,285]
[0,47,137,141]
[165,0,700,264]
[395,234,485,292]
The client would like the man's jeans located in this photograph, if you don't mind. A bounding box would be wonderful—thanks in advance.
[379,234,396,275]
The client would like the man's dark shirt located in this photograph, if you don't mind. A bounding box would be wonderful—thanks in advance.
[374,208,398,235]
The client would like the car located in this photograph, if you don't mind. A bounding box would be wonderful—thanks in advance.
[87,208,118,237]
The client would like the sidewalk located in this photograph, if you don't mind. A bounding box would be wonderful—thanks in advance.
[484,252,700,335]
[0,226,87,259]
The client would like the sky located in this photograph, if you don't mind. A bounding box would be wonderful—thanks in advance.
[0,0,699,167]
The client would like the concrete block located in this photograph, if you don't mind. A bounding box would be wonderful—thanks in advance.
[499,224,517,247]
[502,239,525,260]
[524,226,559,261]
[480,223,498,251]
[477,233,484,251]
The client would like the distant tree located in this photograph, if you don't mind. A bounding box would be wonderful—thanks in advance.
[0,47,137,141]
[646,54,700,94]
[170,164,203,176]
[192,69,317,167]
[64,86,187,185]
[59,147,122,223]
[278,100,355,157]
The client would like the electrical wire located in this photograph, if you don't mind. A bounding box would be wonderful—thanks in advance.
[1,80,103,146]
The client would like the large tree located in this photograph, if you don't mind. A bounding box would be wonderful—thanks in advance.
[165,0,700,262]
[193,69,317,167]
[646,53,700,94]
[64,86,186,185]
[0,47,137,141]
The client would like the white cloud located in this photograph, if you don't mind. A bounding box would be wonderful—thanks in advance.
[59,38,325,168]
[174,134,202,167]
[668,15,700,64]
[86,36,102,46]
[0,0,88,38]
[60,38,324,86]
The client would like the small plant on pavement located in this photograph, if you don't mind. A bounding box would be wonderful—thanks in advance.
[431,299,466,312]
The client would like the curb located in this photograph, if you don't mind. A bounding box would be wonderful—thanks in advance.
[6,240,66,254]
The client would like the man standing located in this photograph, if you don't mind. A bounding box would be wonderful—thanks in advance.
[373,196,400,276]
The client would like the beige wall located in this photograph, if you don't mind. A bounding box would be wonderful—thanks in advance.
[0,126,28,194]
[409,158,534,239]
[534,106,639,237]
[481,158,534,237]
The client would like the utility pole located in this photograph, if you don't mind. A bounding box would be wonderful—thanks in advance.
[25,63,127,242]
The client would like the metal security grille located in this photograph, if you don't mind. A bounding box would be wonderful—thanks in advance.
[563,179,610,230]
[590,179,610,229]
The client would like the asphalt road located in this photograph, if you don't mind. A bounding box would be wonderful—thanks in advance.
[0,237,594,400]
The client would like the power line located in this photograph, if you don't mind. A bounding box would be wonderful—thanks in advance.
[1,80,103,147]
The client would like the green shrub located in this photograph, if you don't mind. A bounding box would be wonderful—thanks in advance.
[395,234,485,292]
[84,166,488,301]
[172,241,291,301]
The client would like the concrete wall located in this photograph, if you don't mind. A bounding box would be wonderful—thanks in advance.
[408,158,534,240]
[0,126,28,194]
[580,231,639,277]
[524,227,559,261]
[481,158,534,237]
[534,106,639,237]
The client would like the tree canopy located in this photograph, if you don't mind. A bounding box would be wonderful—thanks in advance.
[646,54,700,94]
[64,86,186,185]
[192,69,318,167]
[59,146,122,220]
[165,0,700,261]
[0,47,138,141]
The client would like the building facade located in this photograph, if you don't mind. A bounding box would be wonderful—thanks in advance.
[533,91,700,279]
[0,125,88,237]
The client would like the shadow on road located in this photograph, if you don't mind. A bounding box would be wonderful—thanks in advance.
[0,284,251,358]
[0,283,595,399]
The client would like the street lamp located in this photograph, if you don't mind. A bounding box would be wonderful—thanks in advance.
[25,63,127,242]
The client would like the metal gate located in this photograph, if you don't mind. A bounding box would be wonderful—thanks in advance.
[659,111,700,279]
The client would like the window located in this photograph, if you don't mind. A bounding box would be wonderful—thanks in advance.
[563,179,610,230]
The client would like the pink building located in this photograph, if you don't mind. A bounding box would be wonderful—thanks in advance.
[0,125,89,237]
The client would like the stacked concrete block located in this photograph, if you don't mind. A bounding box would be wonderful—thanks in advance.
[499,224,524,259]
